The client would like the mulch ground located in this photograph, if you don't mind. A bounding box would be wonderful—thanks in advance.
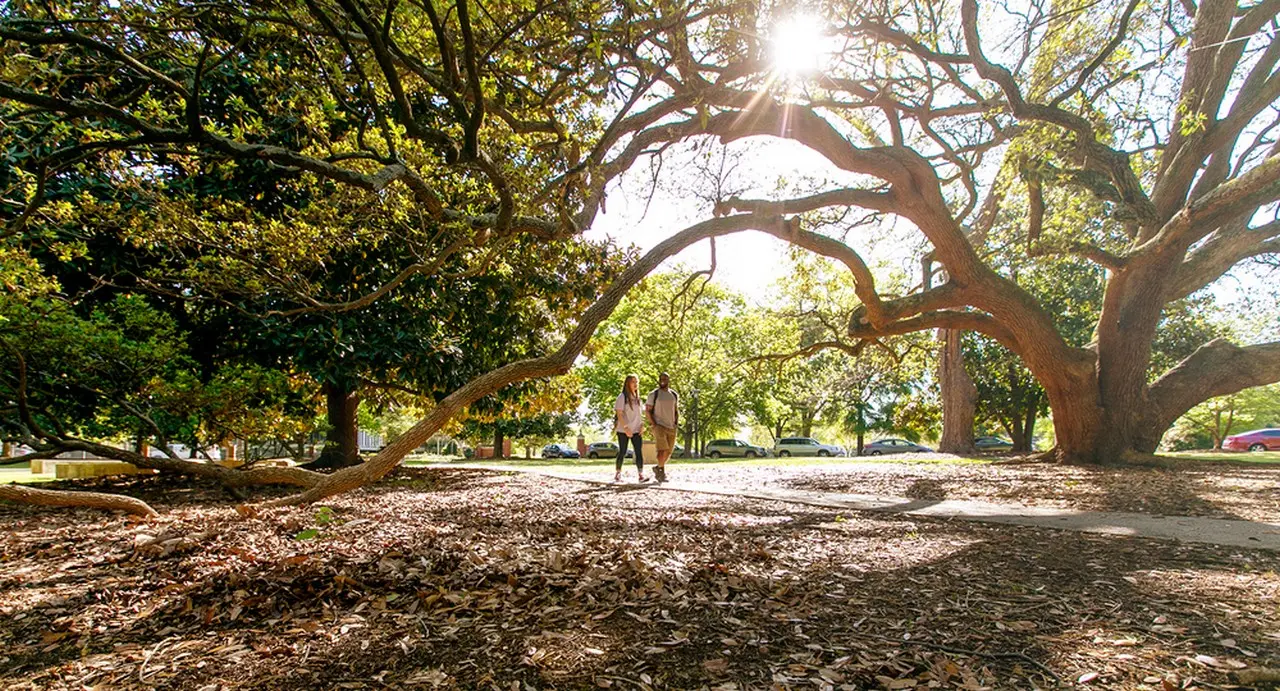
[2,467,1279,690]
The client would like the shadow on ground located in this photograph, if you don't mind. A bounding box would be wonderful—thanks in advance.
[0,468,1276,689]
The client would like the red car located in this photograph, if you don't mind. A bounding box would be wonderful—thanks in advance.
[1223,428,1280,452]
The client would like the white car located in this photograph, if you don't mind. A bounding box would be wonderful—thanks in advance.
[772,437,845,457]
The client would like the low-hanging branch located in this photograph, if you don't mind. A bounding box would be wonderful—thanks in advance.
[261,212,796,507]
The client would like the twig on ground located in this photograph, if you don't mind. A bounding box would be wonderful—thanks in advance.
[856,631,1062,685]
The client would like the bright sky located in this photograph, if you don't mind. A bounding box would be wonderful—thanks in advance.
[587,182,792,306]
[584,134,929,306]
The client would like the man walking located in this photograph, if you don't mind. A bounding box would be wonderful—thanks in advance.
[645,372,679,483]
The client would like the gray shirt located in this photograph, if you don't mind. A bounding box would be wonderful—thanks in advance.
[645,388,679,428]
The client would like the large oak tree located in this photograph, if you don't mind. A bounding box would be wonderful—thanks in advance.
[623,0,1280,464]
[5,0,1280,514]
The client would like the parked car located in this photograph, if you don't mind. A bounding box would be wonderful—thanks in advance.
[1223,428,1280,452]
[861,438,934,455]
[585,441,633,459]
[703,439,769,458]
[772,437,845,457]
[541,443,581,459]
[974,436,1014,451]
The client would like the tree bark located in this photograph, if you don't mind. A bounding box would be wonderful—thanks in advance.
[0,483,158,517]
[305,381,362,470]
[1007,415,1026,453]
[492,427,505,460]
[1092,261,1171,462]
[938,329,977,453]
[1022,406,1037,453]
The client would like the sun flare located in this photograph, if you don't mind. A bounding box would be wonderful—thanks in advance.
[770,13,827,77]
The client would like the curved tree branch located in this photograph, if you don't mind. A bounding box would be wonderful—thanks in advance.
[1143,339,1280,446]
[262,212,795,507]
[848,309,1021,355]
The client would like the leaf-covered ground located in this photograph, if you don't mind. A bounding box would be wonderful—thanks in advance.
[518,457,1280,523]
[2,468,1278,690]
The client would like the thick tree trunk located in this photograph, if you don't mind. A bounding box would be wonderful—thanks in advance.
[0,483,158,517]
[1037,360,1105,463]
[305,382,362,470]
[493,427,505,460]
[1092,261,1172,461]
[938,329,977,454]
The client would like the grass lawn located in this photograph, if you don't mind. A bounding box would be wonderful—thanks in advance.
[0,464,56,484]
[1162,449,1280,464]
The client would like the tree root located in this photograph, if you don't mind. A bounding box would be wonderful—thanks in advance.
[0,483,158,517]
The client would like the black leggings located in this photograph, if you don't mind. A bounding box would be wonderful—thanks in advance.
[616,432,644,472]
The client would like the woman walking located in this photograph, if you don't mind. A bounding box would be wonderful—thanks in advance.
[614,374,648,483]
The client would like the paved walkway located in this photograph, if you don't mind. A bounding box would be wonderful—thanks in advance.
[432,464,1280,551]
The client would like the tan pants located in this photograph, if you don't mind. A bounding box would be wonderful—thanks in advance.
[653,425,676,452]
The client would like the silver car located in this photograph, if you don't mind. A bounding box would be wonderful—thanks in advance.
[586,441,631,458]
[861,438,933,455]
[772,437,845,457]
[703,439,768,458]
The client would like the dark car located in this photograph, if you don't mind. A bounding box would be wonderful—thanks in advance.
[1223,428,1280,452]
[541,443,581,459]
[975,436,1014,451]
[861,438,933,455]
[703,439,769,458]
[585,441,632,459]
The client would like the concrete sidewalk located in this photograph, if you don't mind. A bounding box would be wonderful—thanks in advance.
[432,463,1280,551]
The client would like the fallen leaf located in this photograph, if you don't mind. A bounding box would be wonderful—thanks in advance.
[703,658,729,674]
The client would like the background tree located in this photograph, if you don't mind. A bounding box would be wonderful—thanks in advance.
[1167,384,1280,450]
[757,256,935,452]
[578,272,770,455]
[460,375,582,460]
